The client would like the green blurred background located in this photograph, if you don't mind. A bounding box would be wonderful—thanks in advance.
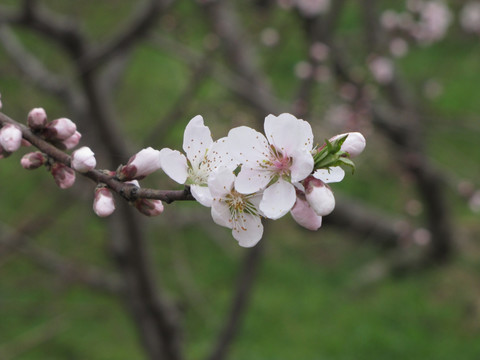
[0,0,480,359]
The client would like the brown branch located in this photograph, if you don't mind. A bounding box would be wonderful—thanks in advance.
[0,221,124,294]
[207,240,264,360]
[80,0,171,73]
[0,316,67,360]
[149,33,288,114]
[0,25,66,96]
[144,58,212,147]
[0,111,195,204]
[0,2,86,58]
[330,29,454,264]
[293,0,348,117]
[201,1,280,115]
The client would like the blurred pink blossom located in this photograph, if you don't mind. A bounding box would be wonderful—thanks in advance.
[460,2,480,34]
[368,56,394,85]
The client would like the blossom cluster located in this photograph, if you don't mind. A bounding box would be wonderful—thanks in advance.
[381,1,452,46]
[159,114,365,247]
[1,104,365,247]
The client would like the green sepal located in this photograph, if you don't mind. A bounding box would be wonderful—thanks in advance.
[312,134,356,173]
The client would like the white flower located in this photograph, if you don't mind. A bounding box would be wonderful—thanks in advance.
[71,146,96,173]
[0,124,22,153]
[208,167,263,247]
[160,115,236,207]
[227,113,314,220]
[119,147,162,180]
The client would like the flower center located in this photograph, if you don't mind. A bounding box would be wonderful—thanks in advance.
[225,190,258,216]
[268,145,292,176]
[187,156,210,185]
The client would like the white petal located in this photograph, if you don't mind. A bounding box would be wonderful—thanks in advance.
[290,196,322,231]
[183,115,213,168]
[207,137,239,172]
[313,166,345,183]
[190,184,213,207]
[264,113,314,153]
[232,214,263,248]
[227,126,269,164]
[208,167,235,198]
[211,201,233,229]
[259,179,296,219]
[290,149,314,182]
[159,148,188,184]
[235,165,271,194]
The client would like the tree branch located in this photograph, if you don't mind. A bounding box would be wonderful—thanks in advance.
[0,111,195,204]
[207,240,264,360]
[0,220,123,294]
[80,0,171,73]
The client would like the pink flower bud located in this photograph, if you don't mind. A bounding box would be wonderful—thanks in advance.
[21,152,46,169]
[304,176,335,216]
[331,132,366,157]
[71,146,96,173]
[44,117,77,140]
[119,147,162,180]
[134,198,164,217]
[368,56,394,85]
[61,131,82,150]
[93,187,115,217]
[50,162,76,189]
[290,192,322,231]
[27,108,47,130]
[0,124,22,153]
[0,93,3,110]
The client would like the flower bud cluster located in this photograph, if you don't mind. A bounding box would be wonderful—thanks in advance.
[21,108,98,189]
